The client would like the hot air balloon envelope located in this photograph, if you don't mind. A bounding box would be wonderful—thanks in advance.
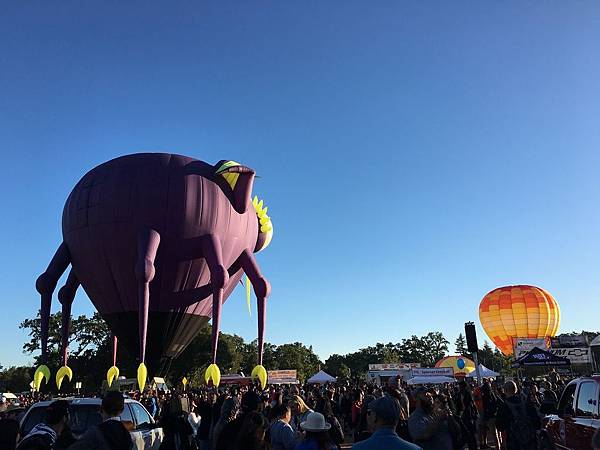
[479,285,560,355]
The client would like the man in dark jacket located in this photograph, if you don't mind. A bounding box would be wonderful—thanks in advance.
[17,400,72,450]
[496,381,540,450]
[68,391,132,450]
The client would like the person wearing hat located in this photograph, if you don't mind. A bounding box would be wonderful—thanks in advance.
[295,411,337,450]
[353,395,421,450]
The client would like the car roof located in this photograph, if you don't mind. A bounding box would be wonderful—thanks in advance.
[29,397,140,408]
[566,376,600,387]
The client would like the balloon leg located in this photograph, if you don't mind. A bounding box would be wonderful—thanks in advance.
[135,228,160,391]
[107,334,120,388]
[35,242,71,391]
[56,269,79,390]
[201,234,228,387]
[239,250,270,389]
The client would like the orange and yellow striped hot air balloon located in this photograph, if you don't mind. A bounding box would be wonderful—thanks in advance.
[479,285,560,355]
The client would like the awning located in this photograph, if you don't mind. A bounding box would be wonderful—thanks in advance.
[512,346,571,368]
[407,376,456,385]
[307,370,336,384]
[466,365,500,378]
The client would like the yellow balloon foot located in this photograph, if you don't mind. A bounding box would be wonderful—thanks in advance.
[56,366,73,390]
[137,363,148,391]
[204,364,221,387]
[107,366,120,388]
[251,365,267,389]
[34,365,51,391]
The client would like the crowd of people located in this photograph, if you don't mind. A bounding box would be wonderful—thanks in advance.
[2,372,600,450]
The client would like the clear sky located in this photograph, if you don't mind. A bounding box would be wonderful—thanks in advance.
[1,2,599,368]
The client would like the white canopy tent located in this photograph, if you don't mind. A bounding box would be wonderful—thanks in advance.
[590,335,600,347]
[307,370,336,384]
[407,376,456,385]
[467,365,500,378]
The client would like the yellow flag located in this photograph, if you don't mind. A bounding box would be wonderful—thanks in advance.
[246,276,252,317]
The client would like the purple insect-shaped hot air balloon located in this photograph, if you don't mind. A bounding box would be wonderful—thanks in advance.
[34,153,273,390]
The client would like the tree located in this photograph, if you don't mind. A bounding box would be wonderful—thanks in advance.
[19,311,133,392]
[325,354,349,377]
[455,333,469,356]
[0,366,33,392]
[272,343,322,382]
[20,311,111,367]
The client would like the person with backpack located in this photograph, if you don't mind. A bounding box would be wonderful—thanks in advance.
[68,391,132,450]
[496,381,540,450]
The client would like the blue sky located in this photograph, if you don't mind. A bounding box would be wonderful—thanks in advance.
[1,2,599,369]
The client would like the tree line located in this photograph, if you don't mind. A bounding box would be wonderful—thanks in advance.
[1,312,596,393]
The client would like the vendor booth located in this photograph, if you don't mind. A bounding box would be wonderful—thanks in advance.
[512,347,571,368]
[466,365,499,378]
[307,370,336,384]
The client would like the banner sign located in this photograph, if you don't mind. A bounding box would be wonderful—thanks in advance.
[268,370,298,384]
[550,335,589,348]
[411,368,454,377]
[368,363,420,371]
[549,348,592,364]
[514,338,548,358]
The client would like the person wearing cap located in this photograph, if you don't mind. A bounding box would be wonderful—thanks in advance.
[17,400,70,450]
[295,411,337,450]
[352,395,421,450]
[68,391,132,450]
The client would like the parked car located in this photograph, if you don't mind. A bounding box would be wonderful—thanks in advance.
[541,376,600,450]
[20,397,164,449]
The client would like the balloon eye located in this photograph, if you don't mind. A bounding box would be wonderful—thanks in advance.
[457,359,465,369]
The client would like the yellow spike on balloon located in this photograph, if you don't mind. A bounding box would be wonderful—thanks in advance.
[107,366,120,388]
[56,366,73,390]
[204,363,221,387]
[137,363,148,391]
[251,365,268,390]
[246,275,252,317]
[33,365,51,391]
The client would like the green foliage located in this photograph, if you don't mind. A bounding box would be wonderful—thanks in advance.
[19,312,111,361]
[324,331,450,377]
[454,333,469,356]
[477,340,512,373]
[0,366,33,392]
[271,343,322,382]
[17,312,133,393]
[558,330,599,343]
[20,311,590,390]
